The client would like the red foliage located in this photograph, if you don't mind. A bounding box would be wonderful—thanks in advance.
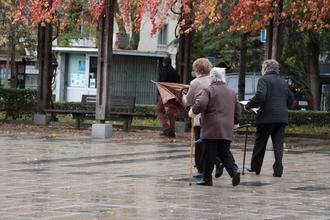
[14,0,66,27]
[88,0,224,35]
[228,0,330,33]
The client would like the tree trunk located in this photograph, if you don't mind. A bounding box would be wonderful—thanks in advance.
[176,2,193,84]
[177,33,193,84]
[238,33,248,101]
[271,0,283,60]
[95,0,115,121]
[8,23,16,88]
[307,32,321,110]
[183,32,192,84]
[5,23,17,88]
[129,27,140,50]
[129,2,140,50]
[271,25,279,60]
[5,25,10,88]
[265,19,274,59]
[114,0,126,33]
[37,23,53,113]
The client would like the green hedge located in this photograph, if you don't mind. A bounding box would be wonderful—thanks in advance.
[52,102,157,115]
[0,88,328,126]
[135,104,156,115]
[0,88,37,119]
[53,101,80,110]
[288,110,330,126]
[241,110,330,126]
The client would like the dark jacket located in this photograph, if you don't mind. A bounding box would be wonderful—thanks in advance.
[245,71,292,125]
[192,82,241,141]
[158,64,180,83]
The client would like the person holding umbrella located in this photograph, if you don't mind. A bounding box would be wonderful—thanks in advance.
[156,57,180,138]
[182,58,224,179]
[190,67,241,186]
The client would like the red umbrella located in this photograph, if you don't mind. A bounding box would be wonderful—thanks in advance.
[152,81,189,117]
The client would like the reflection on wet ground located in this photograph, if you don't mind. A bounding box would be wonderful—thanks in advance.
[0,131,329,219]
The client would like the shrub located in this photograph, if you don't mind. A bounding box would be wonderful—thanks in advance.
[135,104,156,115]
[0,88,37,119]
[53,102,80,110]
[288,110,330,126]
[240,110,330,126]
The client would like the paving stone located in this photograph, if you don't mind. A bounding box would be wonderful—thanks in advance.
[0,131,329,219]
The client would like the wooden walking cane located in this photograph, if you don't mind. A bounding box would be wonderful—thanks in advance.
[189,118,194,186]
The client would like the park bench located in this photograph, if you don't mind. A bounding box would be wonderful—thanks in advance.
[44,95,152,131]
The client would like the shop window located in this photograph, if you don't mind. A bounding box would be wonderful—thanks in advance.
[68,54,86,88]
[89,56,97,88]
[25,64,39,89]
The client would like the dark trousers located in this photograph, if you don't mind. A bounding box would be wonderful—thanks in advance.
[194,126,204,173]
[251,123,286,176]
[203,139,237,182]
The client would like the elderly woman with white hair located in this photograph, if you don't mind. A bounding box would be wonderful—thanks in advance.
[182,58,224,179]
[190,67,241,186]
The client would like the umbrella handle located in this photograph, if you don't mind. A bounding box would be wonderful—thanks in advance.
[189,118,194,186]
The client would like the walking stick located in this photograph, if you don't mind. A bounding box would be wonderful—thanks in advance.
[242,124,250,175]
[189,118,194,186]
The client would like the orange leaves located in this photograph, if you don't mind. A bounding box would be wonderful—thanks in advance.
[229,0,329,33]
[165,0,225,34]
[190,0,220,30]
[107,0,227,35]
[228,0,276,33]
[86,0,228,36]
[14,0,71,31]
[287,0,330,31]
[88,0,105,24]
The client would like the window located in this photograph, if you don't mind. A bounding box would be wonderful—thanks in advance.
[158,24,168,45]
[0,66,8,87]
[226,74,261,100]
[68,54,86,88]
[89,57,97,88]
[245,77,254,93]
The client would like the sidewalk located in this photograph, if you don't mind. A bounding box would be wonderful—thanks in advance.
[0,124,329,219]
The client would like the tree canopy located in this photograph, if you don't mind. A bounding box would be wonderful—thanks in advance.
[228,0,330,33]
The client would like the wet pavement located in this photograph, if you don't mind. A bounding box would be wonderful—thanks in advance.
[0,128,329,220]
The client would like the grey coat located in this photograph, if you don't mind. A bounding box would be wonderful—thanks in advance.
[245,71,292,125]
[184,75,210,127]
[192,82,241,141]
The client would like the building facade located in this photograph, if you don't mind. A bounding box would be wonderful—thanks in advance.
[53,47,168,104]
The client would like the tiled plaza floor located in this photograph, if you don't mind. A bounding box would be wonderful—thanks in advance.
[0,127,329,219]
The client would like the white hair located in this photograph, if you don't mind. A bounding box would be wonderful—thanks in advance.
[210,67,226,83]
[262,59,279,75]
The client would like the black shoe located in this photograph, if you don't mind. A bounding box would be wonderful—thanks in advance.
[215,164,224,178]
[246,168,260,175]
[232,171,240,186]
[196,180,213,186]
[167,130,176,138]
[193,172,203,179]
[273,173,282,177]
[160,128,171,136]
